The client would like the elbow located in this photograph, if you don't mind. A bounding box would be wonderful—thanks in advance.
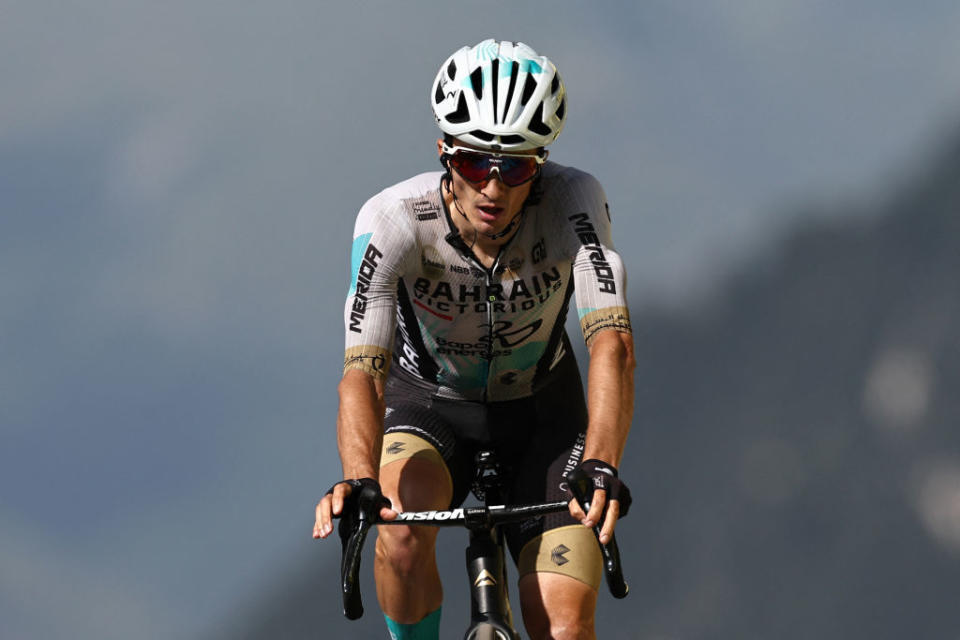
[339,368,386,408]
[590,330,636,373]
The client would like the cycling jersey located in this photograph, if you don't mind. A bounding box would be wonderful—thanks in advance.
[343,161,632,402]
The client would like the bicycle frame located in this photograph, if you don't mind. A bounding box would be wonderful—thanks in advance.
[334,458,627,639]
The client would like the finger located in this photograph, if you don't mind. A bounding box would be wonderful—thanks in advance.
[568,498,586,522]
[598,499,621,544]
[331,482,353,516]
[315,482,354,539]
[380,506,398,521]
[314,496,333,539]
[583,489,607,528]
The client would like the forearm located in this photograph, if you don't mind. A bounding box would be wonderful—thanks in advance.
[584,329,635,466]
[336,368,387,479]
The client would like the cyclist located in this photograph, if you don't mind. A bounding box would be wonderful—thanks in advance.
[314,39,635,640]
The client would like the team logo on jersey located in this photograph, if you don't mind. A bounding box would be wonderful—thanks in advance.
[411,268,563,317]
[413,200,439,221]
[506,255,524,272]
[449,263,486,279]
[431,319,543,359]
[349,238,384,333]
[532,238,546,264]
[483,319,543,348]
[396,297,423,377]
[568,212,616,294]
[421,246,445,279]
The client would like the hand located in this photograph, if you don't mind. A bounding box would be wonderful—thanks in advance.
[313,478,395,539]
[566,459,632,545]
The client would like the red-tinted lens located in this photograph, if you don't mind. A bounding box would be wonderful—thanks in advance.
[450,151,539,187]
[497,156,540,186]
[449,151,494,182]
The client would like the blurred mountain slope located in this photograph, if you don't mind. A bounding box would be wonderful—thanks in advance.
[628,128,960,640]
[209,129,960,639]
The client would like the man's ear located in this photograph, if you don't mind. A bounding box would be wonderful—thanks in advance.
[436,138,449,169]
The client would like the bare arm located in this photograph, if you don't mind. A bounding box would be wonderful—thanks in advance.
[336,368,387,479]
[314,368,393,539]
[569,329,636,543]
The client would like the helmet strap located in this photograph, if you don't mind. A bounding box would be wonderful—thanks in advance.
[445,175,479,249]
[485,212,522,239]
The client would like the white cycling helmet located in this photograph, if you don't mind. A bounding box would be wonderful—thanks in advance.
[431,39,566,151]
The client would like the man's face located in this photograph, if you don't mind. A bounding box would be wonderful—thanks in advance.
[438,139,537,239]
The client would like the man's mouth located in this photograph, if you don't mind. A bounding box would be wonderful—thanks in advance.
[477,205,504,220]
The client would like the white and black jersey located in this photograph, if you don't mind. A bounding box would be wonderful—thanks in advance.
[343,162,632,402]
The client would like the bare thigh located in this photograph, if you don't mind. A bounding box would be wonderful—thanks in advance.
[519,572,597,640]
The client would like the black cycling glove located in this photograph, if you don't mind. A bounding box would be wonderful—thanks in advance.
[326,478,392,521]
[567,459,632,518]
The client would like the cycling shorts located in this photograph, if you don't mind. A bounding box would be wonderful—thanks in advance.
[381,351,603,588]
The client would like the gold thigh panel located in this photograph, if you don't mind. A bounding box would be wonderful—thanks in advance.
[379,433,451,495]
[518,524,603,590]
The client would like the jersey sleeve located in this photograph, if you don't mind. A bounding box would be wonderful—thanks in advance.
[343,194,417,379]
[562,173,633,346]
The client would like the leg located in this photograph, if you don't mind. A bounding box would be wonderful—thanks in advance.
[506,353,601,638]
[516,525,602,640]
[375,449,453,623]
[374,392,471,632]
[519,572,598,640]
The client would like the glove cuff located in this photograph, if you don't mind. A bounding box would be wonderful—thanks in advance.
[580,458,619,478]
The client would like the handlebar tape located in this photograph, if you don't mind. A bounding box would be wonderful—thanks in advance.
[336,479,390,619]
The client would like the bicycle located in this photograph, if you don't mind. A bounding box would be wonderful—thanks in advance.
[334,451,629,639]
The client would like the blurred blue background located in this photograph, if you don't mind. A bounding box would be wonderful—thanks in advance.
[3,1,960,638]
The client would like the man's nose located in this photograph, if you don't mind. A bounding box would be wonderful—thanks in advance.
[480,169,507,195]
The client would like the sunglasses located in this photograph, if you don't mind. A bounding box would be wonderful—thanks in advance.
[442,143,547,187]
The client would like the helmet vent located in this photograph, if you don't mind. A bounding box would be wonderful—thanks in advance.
[491,59,500,122]
[499,134,525,145]
[502,62,519,120]
[528,103,551,136]
[470,68,484,100]
[447,60,457,80]
[555,98,566,121]
[551,74,560,95]
[470,129,495,142]
[434,81,444,105]
[520,74,537,105]
[446,93,470,124]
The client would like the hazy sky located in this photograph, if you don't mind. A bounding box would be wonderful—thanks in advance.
[3,1,959,637]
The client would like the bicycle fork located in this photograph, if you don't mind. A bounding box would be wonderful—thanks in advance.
[464,526,520,640]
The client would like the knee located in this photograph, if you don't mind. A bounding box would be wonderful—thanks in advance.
[375,525,436,578]
[522,592,595,640]
[527,617,594,640]
[546,622,593,640]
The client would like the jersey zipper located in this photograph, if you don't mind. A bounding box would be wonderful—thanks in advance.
[448,248,497,403]
[438,181,527,401]
[481,256,498,403]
